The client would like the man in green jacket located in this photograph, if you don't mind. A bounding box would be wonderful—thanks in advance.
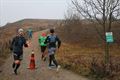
[38,32,47,61]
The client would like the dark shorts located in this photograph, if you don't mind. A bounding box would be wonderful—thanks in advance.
[13,53,23,61]
[48,48,56,55]
[40,46,46,53]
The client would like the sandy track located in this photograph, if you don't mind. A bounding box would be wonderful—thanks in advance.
[0,31,89,80]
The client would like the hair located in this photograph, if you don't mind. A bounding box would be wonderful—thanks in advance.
[50,29,54,33]
[41,32,46,36]
[18,28,24,33]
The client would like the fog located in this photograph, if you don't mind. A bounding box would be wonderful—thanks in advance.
[0,0,71,26]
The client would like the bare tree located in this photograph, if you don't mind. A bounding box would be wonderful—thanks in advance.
[64,8,81,26]
[72,0,120,64]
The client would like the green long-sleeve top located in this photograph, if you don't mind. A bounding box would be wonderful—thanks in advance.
[38,36,47,46]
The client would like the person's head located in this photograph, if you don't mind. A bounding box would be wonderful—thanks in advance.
[18,28,24,36]
[41,32,46,37]
[50,29,55,34]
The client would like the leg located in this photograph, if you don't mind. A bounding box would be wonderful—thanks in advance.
[51,54,58,67]
[42,46,47,61]
[49,48,60,71]
[14,60,20,75]
[51,54,61,71]
[12,62,16,68]
[13,54,17,69]
[41,46,44,60]
[13,54,21,75]
[49,55,52,66]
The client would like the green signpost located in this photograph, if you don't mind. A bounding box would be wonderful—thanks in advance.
[106,32,114,43]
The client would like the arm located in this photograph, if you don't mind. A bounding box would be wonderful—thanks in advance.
[10,37,15,51]
[38,37,41,45]
[44,36,49,44]
[11,37,15,46]
[10,36,18,51]
[23,37,28,47]
[56,36,61,48]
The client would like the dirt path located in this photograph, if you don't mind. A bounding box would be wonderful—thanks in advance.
[0,31,89,80]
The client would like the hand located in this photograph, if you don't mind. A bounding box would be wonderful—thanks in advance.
[10,47,13,51]
[24,44,28,47]
[25,41,30,47]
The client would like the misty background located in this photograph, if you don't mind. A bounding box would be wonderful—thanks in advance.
[0,0,71,26]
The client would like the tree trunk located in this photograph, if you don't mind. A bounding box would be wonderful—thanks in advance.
[105,42,110,64]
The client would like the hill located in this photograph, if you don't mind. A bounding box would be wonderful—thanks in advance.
[57,21,120,48]
[2,19,61,31]
[0,19,62,66]
[56,21,120,80]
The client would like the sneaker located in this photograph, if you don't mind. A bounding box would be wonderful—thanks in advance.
[50,64,55,67]
[48,66,52,69]
[56,65,61,71]
[43,57,46,61]
[12,63,15,69]
[14,69,17,75]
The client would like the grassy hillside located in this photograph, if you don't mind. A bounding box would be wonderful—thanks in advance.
[57,21,120,46]
[0,19,61,66]
[3,19,61,29]
[56,21,120,80]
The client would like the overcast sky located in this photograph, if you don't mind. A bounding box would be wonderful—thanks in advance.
[0,0,71,26]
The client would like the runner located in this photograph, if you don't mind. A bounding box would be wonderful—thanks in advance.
[27,28,33,40]
[10,28,28,75]
[45,28,61,71]
[38,32,47,61]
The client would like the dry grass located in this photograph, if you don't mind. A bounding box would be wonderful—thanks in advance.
[0,39,11,66]
[56,21,120,80]
[57,43,120,80]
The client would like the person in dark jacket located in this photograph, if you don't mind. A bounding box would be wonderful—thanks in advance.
[27,28,33,40]
[45,28,61,71]
[10,28,28,75]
